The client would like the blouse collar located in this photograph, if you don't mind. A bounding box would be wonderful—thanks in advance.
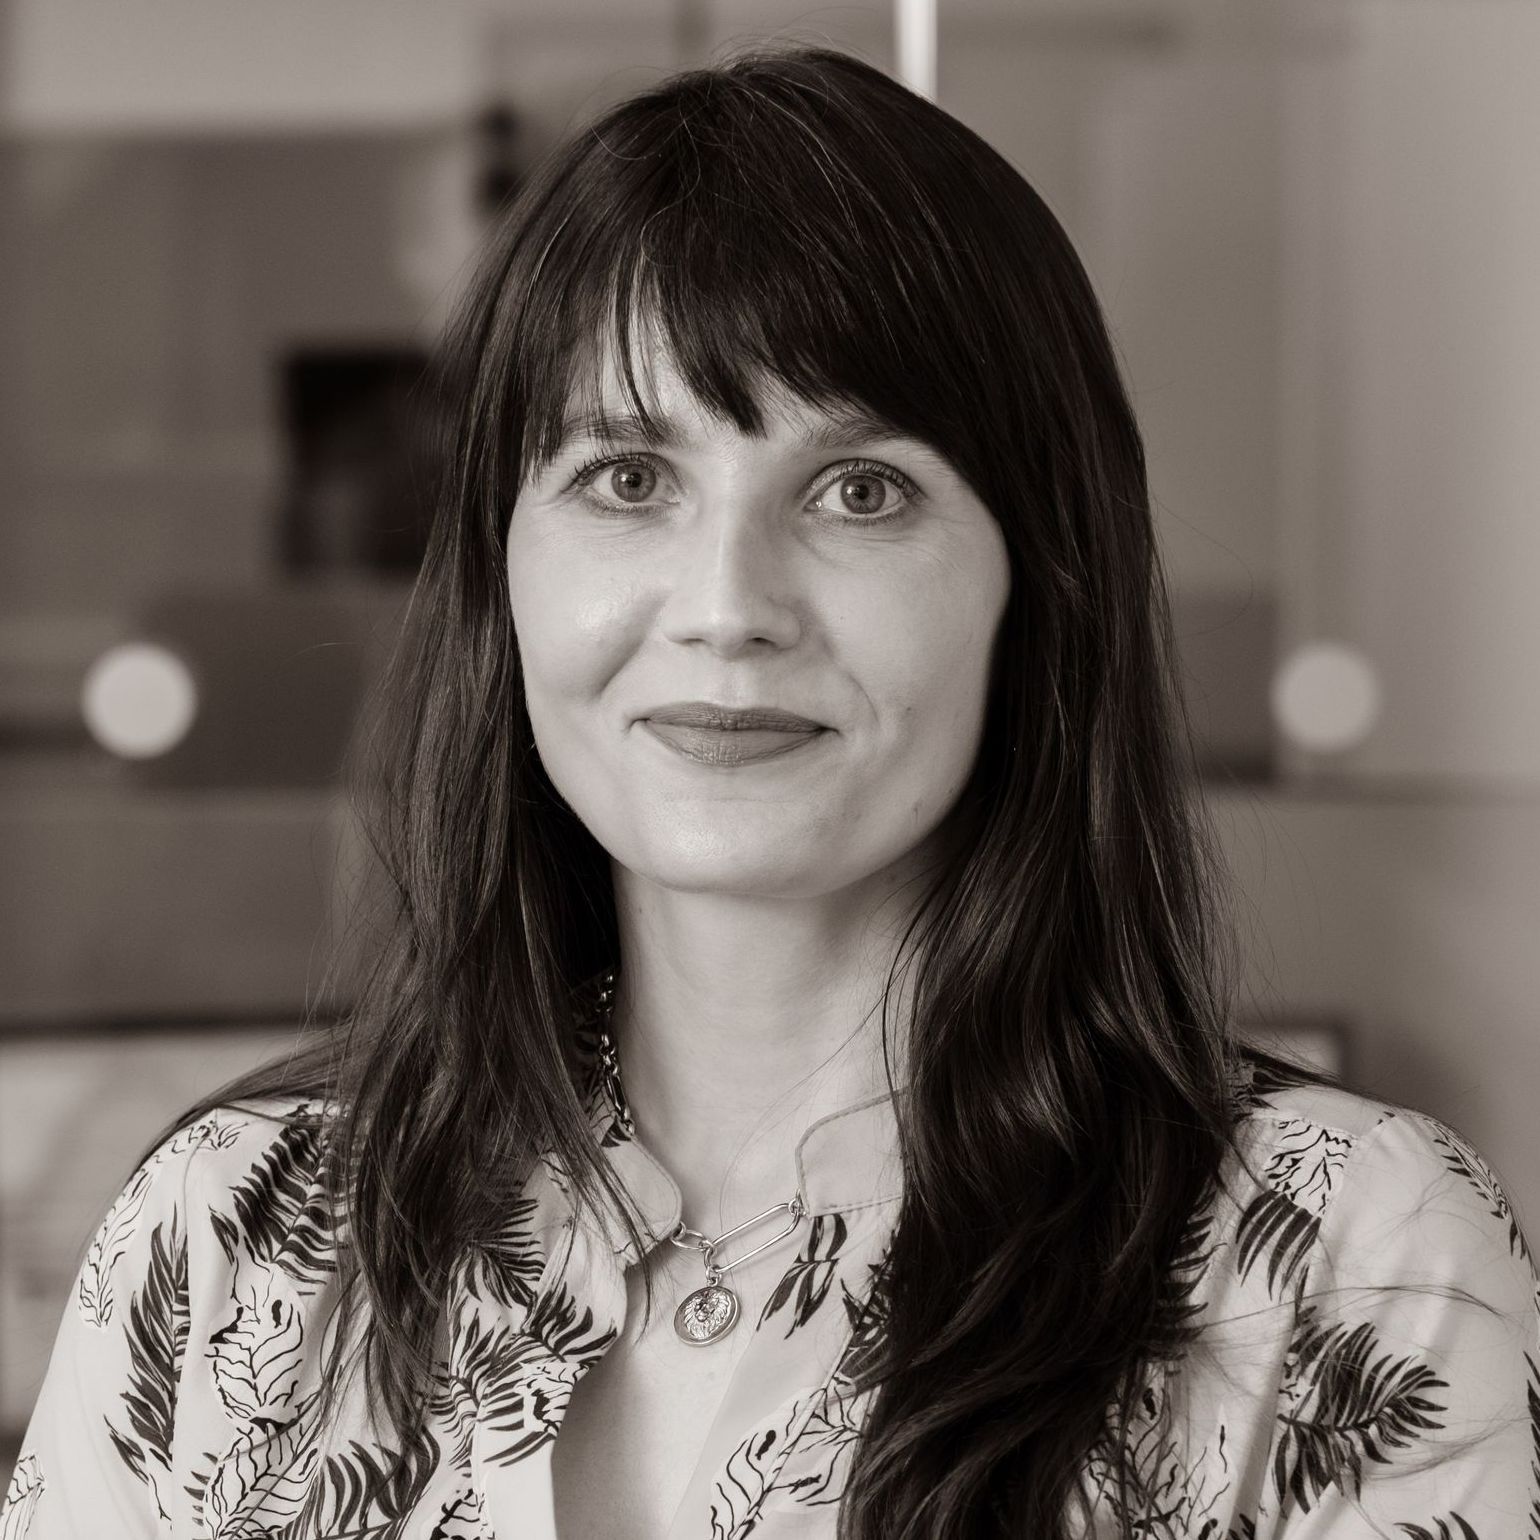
[568,997,906,1262]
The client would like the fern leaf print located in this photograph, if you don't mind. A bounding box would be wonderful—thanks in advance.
[12,1056,1540,1535]
[428,1488,491,1539]
[1395,1518,1480,1540]
[294,1421,442,1534]
[77,1113,234,1329]
[759,1213,848,1338]
[208,1271,307,1424]
[0,1455,45,1540]
[709,1426,785,1540]
[1234,1188,1320,1298]
[103,1216,191,1518]
[218,1118,338,1293]
[1425,1117,1533,1265]
[1234,1119,1353,1299]
[455,1195,547,1314]
[1272,1305,1449,1514]
[203,1395,322,1539]
[76,1161,155,1330]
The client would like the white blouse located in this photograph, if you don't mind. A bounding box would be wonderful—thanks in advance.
[4,1036,1538,1538]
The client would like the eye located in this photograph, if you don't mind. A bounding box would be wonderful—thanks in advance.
[565,452,920,524]
[568,453,668,514]
[809,460,919,525]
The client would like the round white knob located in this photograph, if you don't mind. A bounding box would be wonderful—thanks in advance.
[81,641,199,759]
[1271,641,1381,754]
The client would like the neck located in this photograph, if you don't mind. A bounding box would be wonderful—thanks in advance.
[606,860,927,1234]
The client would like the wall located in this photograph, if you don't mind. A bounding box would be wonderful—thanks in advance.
[943,15,1283,603]
[1209,785,1540,1222]
[943,4,1540,1216]
[1,0,477,133]
[1281,0,1540,783]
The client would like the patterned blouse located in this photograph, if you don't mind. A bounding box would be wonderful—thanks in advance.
[4,1030,1538,1538]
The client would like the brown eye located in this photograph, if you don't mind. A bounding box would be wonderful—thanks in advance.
[836,473,889,517]
[608,461,656,503]
[809,458,918,525]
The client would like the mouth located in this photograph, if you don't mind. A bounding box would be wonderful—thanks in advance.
[641,720,829,767]
[643,702,826,732]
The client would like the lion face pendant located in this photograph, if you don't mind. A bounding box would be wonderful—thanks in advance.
[674,1283,740,1345]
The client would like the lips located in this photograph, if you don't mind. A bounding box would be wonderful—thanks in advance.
[644,701,825,732]
[641,719,828,766]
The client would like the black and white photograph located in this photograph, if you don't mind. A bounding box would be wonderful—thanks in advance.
[2,1,1538,1535]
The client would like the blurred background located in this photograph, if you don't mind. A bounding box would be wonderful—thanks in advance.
[3,0,1539,1455]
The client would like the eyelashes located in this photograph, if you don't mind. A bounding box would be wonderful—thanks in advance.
[565,452,921,525]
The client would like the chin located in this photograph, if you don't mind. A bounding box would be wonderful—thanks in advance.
[624,835,835,897]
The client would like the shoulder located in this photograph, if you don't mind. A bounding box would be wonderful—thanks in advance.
[1230,1061,1523,1227]
[1227,1064,1398,1217]
[1230,1051,1399,1136]
[76,1096,340,1331]
[173,1096,345,1291]
[133,1095,337,1215]
[1218,1061,1536,1312]
[1186,1064,1540,1529]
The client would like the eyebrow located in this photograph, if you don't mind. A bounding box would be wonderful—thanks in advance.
[550,402,913,461]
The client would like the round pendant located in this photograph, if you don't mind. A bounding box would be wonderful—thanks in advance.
[674,1283,740,1345]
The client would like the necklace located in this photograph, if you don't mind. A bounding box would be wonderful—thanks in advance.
[593,968,809,1346]
[663,1197,808,1346]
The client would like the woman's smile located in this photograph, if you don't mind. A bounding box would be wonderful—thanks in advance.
[640,719,833,767]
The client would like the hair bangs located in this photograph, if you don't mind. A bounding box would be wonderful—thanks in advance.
[508,74,978,500]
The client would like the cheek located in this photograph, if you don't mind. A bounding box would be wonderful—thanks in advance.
[509,548,630,705]
[857,569,1006,819]
[863,571,1001,731]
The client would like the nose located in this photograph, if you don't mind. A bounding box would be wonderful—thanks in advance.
[657,498,803,655]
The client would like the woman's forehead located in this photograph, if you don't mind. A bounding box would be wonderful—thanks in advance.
[563,328,755,427]
[557,338,899,453]
[549,394,912,467]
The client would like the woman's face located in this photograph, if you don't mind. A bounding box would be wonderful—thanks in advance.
[506,343,1011,905]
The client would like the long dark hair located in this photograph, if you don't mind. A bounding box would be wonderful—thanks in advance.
[167,42,1326,1536]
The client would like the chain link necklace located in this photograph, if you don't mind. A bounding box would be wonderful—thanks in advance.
[593,968,809,1346]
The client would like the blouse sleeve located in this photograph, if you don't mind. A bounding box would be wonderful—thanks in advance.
[1,1117,226,1538]
[1263,1107,1540,1538]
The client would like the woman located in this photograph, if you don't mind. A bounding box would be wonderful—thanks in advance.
[5,42,1536,1540]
